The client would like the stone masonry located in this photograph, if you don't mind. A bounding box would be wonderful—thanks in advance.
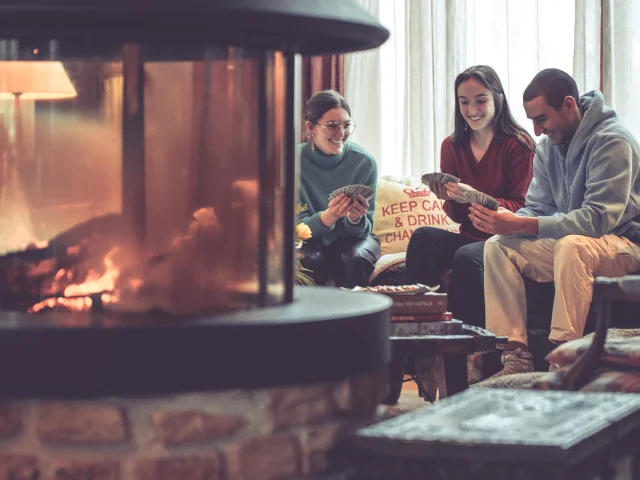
[0,369,386,480]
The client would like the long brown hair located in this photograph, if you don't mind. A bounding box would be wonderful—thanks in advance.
[451,65,535,151]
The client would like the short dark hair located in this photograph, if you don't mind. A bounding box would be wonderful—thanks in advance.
[452,65,535,151]
[303,90,351,124]
[523,68,579,110]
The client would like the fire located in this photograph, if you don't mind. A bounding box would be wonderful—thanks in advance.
[30,296,93,314]
[63,246,121,297]
[29,246,122,313]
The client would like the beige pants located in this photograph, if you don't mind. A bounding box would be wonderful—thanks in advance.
[484,234,640,345]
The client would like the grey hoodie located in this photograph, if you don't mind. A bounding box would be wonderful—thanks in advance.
[517,90,640,244]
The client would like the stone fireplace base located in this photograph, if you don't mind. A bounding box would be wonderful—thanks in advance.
[0,288,391,480]
[0,369,386,480]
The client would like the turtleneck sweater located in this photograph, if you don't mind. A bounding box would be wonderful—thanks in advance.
[298,141,378,246]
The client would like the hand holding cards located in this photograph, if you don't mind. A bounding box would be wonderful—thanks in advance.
[328,184,374,202]
[445,182,475,203]
[421,172,500,210]
[421,172,460,200]
[463,190,500,210]
[421,172,461,187]
[325,185,373,226]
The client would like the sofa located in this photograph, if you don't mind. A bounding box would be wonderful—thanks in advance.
[372,176,639,372]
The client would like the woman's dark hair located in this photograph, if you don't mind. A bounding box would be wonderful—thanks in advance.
[523,68,580,110]
[303,89,351,124]
[451,65,535,151]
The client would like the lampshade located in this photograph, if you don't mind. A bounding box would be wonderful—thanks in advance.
[0,61,77,100]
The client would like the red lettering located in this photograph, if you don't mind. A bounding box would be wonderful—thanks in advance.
[407,215,417,226]
[408,200,417,211]
[430,214,441,225]
[382,205,392,217]
[417,214,427,225]
[421,199,433,211]
[403,188,430,198]
[439,213,450,224]
[390,203,400,215]
[400,202,410,213]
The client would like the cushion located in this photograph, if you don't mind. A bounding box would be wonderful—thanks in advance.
[580,369,640,393]
[546,328,640,369]
[373,176,460,257]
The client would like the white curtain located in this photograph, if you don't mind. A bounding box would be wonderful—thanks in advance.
[344,0,383,167]
[346,0,466,178]
[346,0,606,178]
[602,0,640,137]
[465,0,579,139]
[573,0,601,95]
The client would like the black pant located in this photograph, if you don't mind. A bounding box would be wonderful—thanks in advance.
[405,227,486,327]
[298,234,381,288]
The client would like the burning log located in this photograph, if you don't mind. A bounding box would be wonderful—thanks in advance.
[0,213,126,311]
[0,179,263,316]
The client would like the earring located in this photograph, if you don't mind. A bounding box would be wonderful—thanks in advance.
[311,139,315,152]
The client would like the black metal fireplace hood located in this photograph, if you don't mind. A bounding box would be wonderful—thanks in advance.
[0,0,390,55]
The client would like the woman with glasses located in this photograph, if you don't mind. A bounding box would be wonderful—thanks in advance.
[296,89,380,288]
[405,65,535,329]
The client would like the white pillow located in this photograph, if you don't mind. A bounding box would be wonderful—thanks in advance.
[373,177,460,256]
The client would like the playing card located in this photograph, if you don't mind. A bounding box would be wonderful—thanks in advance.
[328,184,374,203]
[439,173,461,184]
[421,172,460,187]
[465,190,500,210]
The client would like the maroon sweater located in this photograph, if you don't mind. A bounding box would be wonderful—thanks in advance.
[441,135,534,240]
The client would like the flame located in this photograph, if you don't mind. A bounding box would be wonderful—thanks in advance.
[29,247,122,314]
[30,296,93,314]
[63,246,121,297]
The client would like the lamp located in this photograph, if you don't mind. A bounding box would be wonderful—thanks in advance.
[0,61,77,252]
[0,61,77,100]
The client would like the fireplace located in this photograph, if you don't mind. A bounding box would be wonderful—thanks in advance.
[0,1,391,478]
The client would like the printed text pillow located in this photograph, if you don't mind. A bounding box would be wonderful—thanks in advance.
[373,178,460,256]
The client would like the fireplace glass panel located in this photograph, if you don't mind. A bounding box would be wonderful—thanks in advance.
[0,44,288,315]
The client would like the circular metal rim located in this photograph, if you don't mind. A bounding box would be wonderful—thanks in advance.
[0,287,392,398]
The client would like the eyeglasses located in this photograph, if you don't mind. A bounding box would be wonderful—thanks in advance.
[315,121,356,136]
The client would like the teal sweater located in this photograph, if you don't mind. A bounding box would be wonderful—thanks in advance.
[298,141,378,246]
[517,91,640,244]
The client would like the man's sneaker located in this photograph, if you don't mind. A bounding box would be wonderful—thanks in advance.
[489,348,535,379]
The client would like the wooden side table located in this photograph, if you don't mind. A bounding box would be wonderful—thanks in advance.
[388,323,506,402]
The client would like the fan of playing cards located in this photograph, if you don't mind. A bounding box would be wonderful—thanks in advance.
[421,172,460,187]
[463,190,500,211]
[328,184,374,202]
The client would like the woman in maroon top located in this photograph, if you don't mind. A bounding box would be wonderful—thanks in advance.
[405,65,535,327]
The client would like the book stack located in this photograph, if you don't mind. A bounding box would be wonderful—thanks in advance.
[386,291,458,336]
[346,284,458,336]
[387,292,449,323]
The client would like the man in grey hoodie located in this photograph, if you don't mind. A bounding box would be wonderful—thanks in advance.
[469,68,640,377]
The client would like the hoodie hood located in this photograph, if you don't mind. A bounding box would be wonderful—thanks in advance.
[568,91,617,157]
